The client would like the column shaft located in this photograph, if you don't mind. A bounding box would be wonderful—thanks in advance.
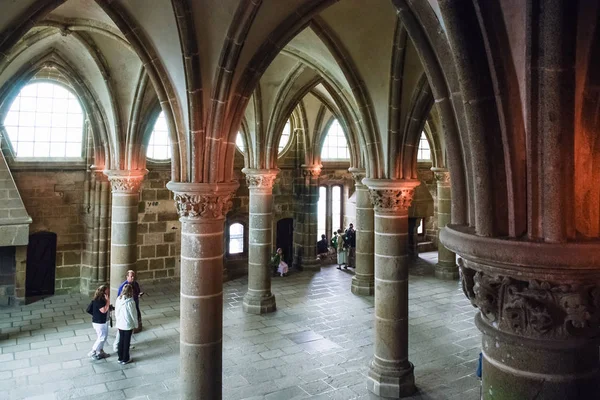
[365,179,418,398]
[242,169,277,314]
[432,168,458,279]
[300,165,321,271]
[351,180,374,295]
[106,170,146,300]
[168,181,238,400]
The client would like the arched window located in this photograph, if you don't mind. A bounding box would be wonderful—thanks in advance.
[278,120,291,155]
[236,132,245,153]
[318,186,327,238]
[321,119,349,160]
[3,82,84,159]
[417,132,431,161]
[228,223,244,254]
[147,111,171,160]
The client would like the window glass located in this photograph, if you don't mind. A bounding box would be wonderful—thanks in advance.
[236,132,245,153]
[229,223,244,254]
[332,186,341,232]
[278,120,291,154]
[4,82,84,159]
[321,119,350,160]
[318,186,327,239]
[417,132,431,161]
[147,111,171,160]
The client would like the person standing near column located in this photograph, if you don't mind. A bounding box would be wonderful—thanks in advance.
[115,284,138,365]
[345,223,356,268]
[335,229,348,269]
[113,270,144,352]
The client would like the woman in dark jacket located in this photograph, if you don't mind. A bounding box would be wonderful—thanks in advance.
[88,284,111,360]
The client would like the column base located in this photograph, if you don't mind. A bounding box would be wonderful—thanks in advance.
[434,262,459,280]
[367,359,416,398]
[242,292,276,314]
[301,258,321,272]
[351,275,374,296]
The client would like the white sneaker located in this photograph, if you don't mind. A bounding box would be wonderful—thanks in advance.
[87,350,96,358]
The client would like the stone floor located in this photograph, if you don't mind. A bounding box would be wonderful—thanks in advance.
[0,252,482,400]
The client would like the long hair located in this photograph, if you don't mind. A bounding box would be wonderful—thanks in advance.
[120,284,133,299]
[93,285,108,301]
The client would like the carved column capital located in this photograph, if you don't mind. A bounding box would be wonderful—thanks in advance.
[104,169,147,193]
[363,179,420,213]
[431,167,450,185]
[166,181,240,220]
[460,259,600,341]
[242,168,279,191]
[348,167,366,187]
[301,164,322,177]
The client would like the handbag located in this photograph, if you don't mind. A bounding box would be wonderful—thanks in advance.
[86,301,93,315]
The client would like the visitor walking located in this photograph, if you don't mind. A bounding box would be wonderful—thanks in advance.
[335,229,348,269]
[115,283,138,365]
[274,248,289,276]
[87,284,111,360]
[113,270,144,352]
[345,223,356,268]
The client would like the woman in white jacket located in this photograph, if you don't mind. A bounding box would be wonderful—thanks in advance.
[115,284,138,364]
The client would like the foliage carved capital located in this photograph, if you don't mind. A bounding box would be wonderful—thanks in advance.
[242,168,278,190]
[105,170,147,194]
[166,181,239,220]
[460,259,600,341]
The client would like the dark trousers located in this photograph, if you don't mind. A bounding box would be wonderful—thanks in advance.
[118,329,133,362]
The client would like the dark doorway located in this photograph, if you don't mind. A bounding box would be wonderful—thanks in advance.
[276,218,294,266]
[26,232,57,298]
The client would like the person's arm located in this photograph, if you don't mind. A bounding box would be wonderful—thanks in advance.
[128,301,138,329]
[99,295,110,314]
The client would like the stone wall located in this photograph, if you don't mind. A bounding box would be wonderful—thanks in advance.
[13,170,86,294]
[137,168,181,283]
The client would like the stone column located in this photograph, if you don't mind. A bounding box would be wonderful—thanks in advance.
[242,168,278,314]
[301,164,321,271]
[349,168,374,296]
[431,168,458,279]
[441,227,600,399]
[166,181,239,400]
[364,178,420,398]
[105,170,146,301]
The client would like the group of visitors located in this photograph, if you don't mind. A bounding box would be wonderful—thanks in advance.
[86,270,144,365]
[316,223,356,269]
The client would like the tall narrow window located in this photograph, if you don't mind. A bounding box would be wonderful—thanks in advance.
[147,111,171,160]
[278,120,291,154]
[332,186,342,232]
[229,223,244,254]
[321,119,350,160]
[3,82,84,159]
[236,132,245,153]
[417,132,431,161]
[318,186,327,238]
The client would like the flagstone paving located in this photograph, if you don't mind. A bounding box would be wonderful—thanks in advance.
[0,252,481,399]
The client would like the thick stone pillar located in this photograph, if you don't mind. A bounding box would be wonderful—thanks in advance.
[349,168,374,296]
[364,179,419,398]
[105,170,146,301]
[431,168,458,279]
[167,181,238,400]
[441,227,600,399]
[299,164,321,271]
[242,168,278,314]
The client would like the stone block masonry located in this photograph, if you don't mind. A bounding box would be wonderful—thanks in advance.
[13,170,86,294]
[137,169,181,282]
